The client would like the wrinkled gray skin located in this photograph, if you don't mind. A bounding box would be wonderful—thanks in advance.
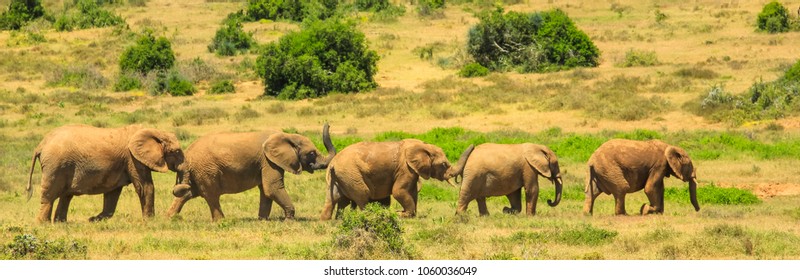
[26,124,185,223]
[584,139,700,216]
[169,124,336,221]
[456,143,563,217]
[320,140,473,220]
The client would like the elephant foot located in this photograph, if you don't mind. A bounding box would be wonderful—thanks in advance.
[283,209,295,220]
[502,207,520,215]
[89,213,112,222]
[398,211,416,218]
[172,184,192,197]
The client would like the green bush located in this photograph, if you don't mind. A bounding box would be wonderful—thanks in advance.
[785,59,800,82]
[3,234,87,260]
[54,0,125,31]
[245,0,337,22]
[417,0,445,18]
[208,12,255,56]
[255,19,379,99]
[0,0,46,30]
[150,71,196,96]
[209,80,236,94]
[119,31,176,74]
[757,1,790,33]
[333,203,414,259]
[356,0,390,11]
[617,49,659,67]
[113,72,143,91]
[458,62,489,77]
[467,8,600,73]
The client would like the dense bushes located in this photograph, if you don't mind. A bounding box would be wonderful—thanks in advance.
[332,204,415,259]
[757,1,790,33]
[3,233,87,260]
[54,0,125,31]
[458,62,489,77]
[0,0,46,30]
[119,31,176,74]
[208,13,255,56]
[255,19,379,99]
[245,0,338,22]
[466,8,600,73]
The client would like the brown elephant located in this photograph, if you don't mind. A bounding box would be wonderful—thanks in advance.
[26,124,185,223]
[456,143,563,217]
[168,124,336,221]
[320,140,474,220]
[583,139,700,216]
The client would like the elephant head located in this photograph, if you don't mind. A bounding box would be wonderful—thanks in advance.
[663,145,700,212]
[403,140,453,181]
[128,128,185,174]
[524,145,563,207]
[263,123,336,175]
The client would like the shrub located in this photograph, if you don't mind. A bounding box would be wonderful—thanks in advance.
[617,49,659,67]
[113,72,143,91]
[458,62,489,77]
[0,0,46,30]
[785,59,800,82]
[757,1,790,33]
[150,71,196,96]
[3,233,88,260]
[119,31,176,74]
[356,0,390,11]
[467,8,599,73]
[209,80,235,94]
[208,13,255,56]
[417,0,445,18]
[255,19,379,99]
[54,0,125,32]
[245,0,337,22]
[332,203,414,259]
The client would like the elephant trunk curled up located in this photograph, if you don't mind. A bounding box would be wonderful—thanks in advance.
[445,144,475,186]
[310,123,337,170]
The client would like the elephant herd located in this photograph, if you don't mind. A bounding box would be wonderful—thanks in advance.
[25,123,700,223]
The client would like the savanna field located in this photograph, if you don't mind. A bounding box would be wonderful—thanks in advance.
[1,0,800,260]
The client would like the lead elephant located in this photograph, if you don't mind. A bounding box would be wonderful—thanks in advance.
[583,139,700,216]
[26,124,185,223]
[320,140,474,220]
[168,124,336,221]
[456,143,563,216]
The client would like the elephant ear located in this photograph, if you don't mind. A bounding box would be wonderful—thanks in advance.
[264,133,302,175]
[524,145,552,178]
[128,129,169,173]
[665,146,690,181]
[405,141,433,180]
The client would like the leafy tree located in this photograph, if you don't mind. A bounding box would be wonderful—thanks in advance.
[757,1,790,33]
[208,13,256,56]
[245,0,337,22]
[255,19,379,99]
[54,0,126,31]
[0,0,46,30]
[119,31,176,74]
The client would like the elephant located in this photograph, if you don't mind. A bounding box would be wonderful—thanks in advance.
[168,124,336,221]
[583,139,700,216]
[455,143,563,217]
[26,124,185,223]
[320,139,474,220]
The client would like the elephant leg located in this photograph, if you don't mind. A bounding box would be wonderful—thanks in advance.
[476,197,489,216]
[613,193,627,215]
[166,191,196,218]
[391,178,418,218]
[130,166,155,218]
[583,173,602,215]
[90,186,123,222]
[37,173,67,223]
[258,186,274,220]
[53,194,74,222]
[456,174,483,216]
[503,188,522,214]
[641,179,665,215]
[204,194,225,222]
[524,177,540,216]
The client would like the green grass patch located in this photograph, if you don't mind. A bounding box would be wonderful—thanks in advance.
[664,183,760,205]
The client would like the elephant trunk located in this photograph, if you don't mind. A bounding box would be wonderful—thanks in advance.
[689,178,700,212]
[172,167,193,198]
[444,144,475,184]
[547,177,563,207]
[311,123,337,170]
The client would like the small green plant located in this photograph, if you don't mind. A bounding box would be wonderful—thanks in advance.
[0,0,46,30]
[4,233,88,260]
[617,49,659,67]
[113,72,143,91]
[458,62,489,77]
[255,19,379,99]
[150,71,196,96]
[332,203,414,259]
[757,1,790,33]
[208,12,255,56]
[119,30,176,74]
[654,9,668,24]
[417,0,445,18]
[209,80,235,94]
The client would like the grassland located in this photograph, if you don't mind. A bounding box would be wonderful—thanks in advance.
[1,0,800,259]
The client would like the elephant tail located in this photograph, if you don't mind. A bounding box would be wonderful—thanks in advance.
[26,150,41,201]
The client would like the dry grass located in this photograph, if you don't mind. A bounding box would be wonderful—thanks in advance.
[2,0,800,259]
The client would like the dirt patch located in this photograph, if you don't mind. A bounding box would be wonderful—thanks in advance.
[721,183,800,199]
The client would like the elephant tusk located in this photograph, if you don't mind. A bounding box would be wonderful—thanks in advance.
[446,178,458,188]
